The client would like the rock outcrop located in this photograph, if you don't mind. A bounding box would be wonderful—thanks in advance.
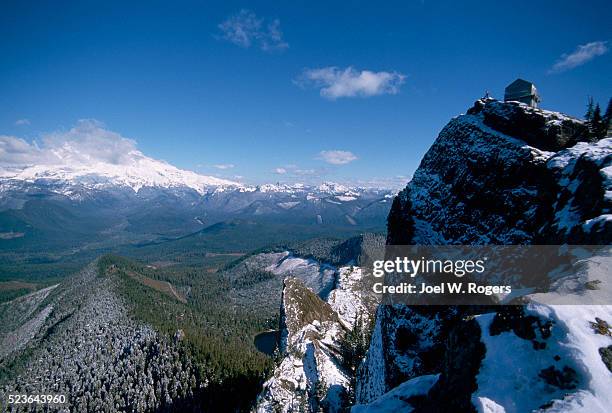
[256,264,378,413]
[256,277,350,413]
[387,99,610,246]
[359,99,612,412]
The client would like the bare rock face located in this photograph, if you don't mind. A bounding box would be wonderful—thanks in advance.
[361,99,612,412]
[257,277,350,413]
[257,265,379,413]
[471,99,589,151]
[387,99,610,246]
[544,138,612,243]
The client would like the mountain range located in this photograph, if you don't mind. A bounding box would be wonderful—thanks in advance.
[1,98,610,413]
[0,154,395,275]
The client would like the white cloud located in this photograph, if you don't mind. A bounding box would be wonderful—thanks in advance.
[273,165,320,178]
[213,163,235,170]
[0,119,140,168]
[294,168,316,176]
[218,9,288,52]
[550,41,608,73]
[15,119,30,126]
[297,66,405,99]
[317,150,358,165]
[0,135,47,166]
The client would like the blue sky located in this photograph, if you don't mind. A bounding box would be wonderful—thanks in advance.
[1,0,610,186]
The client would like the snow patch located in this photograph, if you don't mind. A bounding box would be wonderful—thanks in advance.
[351,374,439,413]
[473,303,612,413]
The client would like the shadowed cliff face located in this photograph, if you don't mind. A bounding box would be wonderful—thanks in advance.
[476,100,589,152]
[387,98,610,246]
[359,99,612,412]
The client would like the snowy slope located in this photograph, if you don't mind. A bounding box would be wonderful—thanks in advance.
[352,374,439,413]
[0,152,239,194]
[474,304,612,413]
[265,253,337,300]
[0,119,240,193]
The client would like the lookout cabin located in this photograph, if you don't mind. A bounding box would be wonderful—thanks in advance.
[504,79,540,108]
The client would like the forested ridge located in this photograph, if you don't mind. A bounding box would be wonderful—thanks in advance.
[98,255,276,411]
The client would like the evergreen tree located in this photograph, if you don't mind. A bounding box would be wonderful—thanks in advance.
[604,97,612,137]
[314,378,328,412]
[585,97,595,139]
[272,346,282,366]
[592,104,605,139]
[340,313,375,407]
[585,96,594,121]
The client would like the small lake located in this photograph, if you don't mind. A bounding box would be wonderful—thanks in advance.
[254,330,279,355]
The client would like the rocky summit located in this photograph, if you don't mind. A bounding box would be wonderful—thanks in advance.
[387,98,610,246]
[356,99,611,412]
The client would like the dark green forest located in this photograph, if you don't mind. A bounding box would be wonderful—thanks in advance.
[98,255,277,411]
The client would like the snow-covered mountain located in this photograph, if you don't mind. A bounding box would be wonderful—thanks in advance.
[0,175,393,246]
[0,139,396,251]
[0,154,239,194]
[0,150,393,208]
[0,119,242,194]
[0,141,394,199]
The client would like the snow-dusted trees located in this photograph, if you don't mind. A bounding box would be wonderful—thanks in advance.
[585,96,611,139]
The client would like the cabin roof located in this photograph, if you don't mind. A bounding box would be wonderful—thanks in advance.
[506,78,534,90]
[504,78,539,102]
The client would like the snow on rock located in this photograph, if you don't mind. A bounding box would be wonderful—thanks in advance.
[473,304,612,413]
[266,253,337,299]
[351,374,439,413]
[546,137,612,243]
[528,250,612,305]
[328,266,373,328]
[475,397,506,413]
[0,152,240,194]
[359,98,611,412]
[474,99,589,152]
[256,265,379,413]
[256,278,350,413]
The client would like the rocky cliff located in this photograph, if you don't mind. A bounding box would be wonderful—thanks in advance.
[256,263,379,413]
[356,99,611,412]
[386,98,609,246]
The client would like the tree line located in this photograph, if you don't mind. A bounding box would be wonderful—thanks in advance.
[585,97,611,140]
